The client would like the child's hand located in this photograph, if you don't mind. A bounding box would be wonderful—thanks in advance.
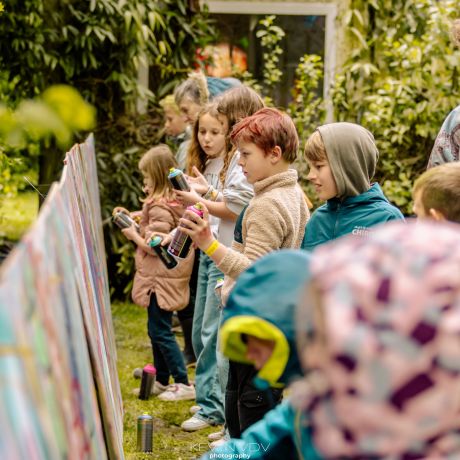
[148,232,173,247]
[113,206,130,216]
[179,202,214,250]
[187,166,209,195]
[176,189,202,206]
[121,224,138,241]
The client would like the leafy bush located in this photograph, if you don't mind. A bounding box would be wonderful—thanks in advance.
[331,0,460,213]
[1,0,216,296]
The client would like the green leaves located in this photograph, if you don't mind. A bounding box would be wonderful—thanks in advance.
[333,0,460,214]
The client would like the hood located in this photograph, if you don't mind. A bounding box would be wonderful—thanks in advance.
[296,219,460,458]
[220,250,311,389]
[206,77,241,99]
[317,122,379,198]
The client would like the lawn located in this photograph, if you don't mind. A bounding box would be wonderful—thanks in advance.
[0,191,38,241]
[112,302,218,460]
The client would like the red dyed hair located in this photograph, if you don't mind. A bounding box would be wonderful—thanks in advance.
[230,107,299,162]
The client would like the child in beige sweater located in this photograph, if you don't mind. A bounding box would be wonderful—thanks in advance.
[180,107,309,438]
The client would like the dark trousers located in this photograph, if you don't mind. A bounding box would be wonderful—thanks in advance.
[177,249,200,363]
[147,293,188,386]
[225,361,283,438]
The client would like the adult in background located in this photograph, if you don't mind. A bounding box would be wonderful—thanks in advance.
[427,19,460,168]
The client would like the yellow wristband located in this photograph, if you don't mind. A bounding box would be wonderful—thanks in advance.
[204,240,219,257]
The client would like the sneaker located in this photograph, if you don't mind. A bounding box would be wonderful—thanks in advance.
[189,405,201,415]
[157,383,196,401]
[132,367,143,379]
[152,381,170,396]
[181,415,212,432]
[208,428,225,441]
[131,381,169,397]
[210,438,227,449]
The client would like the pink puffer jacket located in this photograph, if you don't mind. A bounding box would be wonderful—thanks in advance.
[131,197,194,310]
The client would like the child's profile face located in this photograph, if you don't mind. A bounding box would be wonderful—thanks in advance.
[237,141,272,184]
[243,334,276,370]
[306,159,338,201]
[143,175,153,196]
[164,107,186,136]
[197,113,226,159]
[179,97,202,125]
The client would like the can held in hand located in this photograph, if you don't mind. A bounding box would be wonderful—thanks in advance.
[168,167,190,191]
[137,413,153,452]
[112,211,140,232]
[168,203,204,259]
[138,364,156,400]
[149,236,177,269]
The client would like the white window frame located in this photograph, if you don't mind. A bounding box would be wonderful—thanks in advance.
[202,1,337,121]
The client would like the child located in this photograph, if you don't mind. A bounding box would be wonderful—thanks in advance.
[174,71,240,126]
[119,145,195,401]
[200,250,322,460]
[294,220,460,459]
[302,122,404,252]
[160,103,228,428]
[159,94,189,170]
[209,220,460,459]
[412,162,460,222]
[180,107,309,437]
[175,85,264,437]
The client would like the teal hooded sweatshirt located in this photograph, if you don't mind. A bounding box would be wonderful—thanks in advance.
[302,123,404,252]
[202,250,322,460]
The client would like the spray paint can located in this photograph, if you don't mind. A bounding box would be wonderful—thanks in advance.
[168,203,204,259]
[112,211,140,232]
[138,364,156,400]
[168,167,190,191]
[137,413,153,452]
[149,236,177,269]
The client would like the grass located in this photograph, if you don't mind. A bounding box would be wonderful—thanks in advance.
[0,192,38,240]
[112,302,218,460]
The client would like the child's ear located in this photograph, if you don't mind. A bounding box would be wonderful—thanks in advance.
[429,208,446,221]
[270,146,283,163]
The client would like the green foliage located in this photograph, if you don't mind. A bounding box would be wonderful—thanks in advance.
[288,55,326,198]
[1,0,216,296]
[0,85,95,200]
[0,192,38,241]
[256,15,285,102]
[332,0,460,213]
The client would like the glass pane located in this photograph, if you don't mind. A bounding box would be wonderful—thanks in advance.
[211,13,326,106]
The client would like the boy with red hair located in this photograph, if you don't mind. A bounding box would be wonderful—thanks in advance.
[181,107,309,437]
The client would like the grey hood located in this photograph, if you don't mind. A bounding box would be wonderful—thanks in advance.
[317,122,379,198]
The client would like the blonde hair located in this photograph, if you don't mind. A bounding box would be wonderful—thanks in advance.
[159,94,180,114]
[186,103,223,175]
[304,130,328,162]
[215,86,265,184]
[138,144,177,201]
[413,163,460,223]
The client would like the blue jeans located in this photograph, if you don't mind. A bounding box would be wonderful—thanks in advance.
[192,252,225,424]
[147,293,188,386]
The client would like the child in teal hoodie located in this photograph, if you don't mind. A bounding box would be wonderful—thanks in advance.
[302,122,404,251]
[201,250,322,460]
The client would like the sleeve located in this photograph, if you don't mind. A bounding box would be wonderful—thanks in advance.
[143,203,177,241]
[427,105,460,169]
[223,151,254,215]
[200,401,298,460]
[217,198,286,279]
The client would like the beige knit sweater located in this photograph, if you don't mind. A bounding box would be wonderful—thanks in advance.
[218,169,309,305]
